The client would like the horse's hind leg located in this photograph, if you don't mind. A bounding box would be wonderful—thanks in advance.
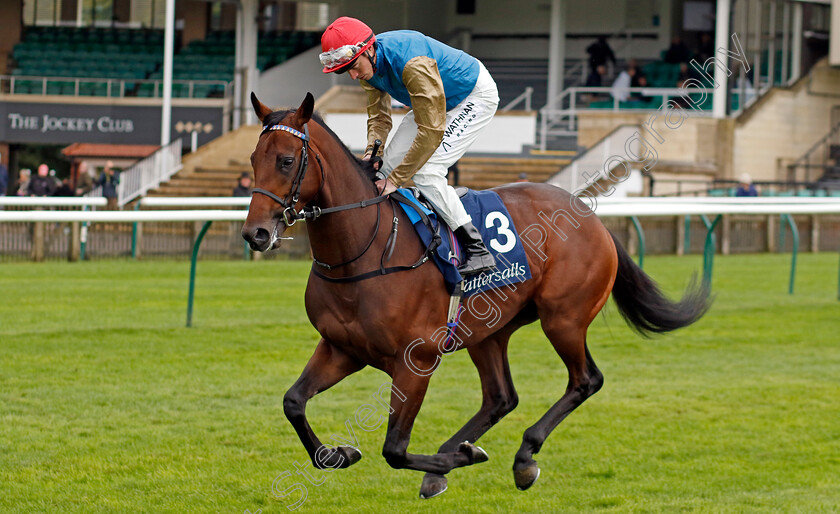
[380,362,490,476]
[284,338,366,470]
[513,324,603,491]
[419,332,519,499]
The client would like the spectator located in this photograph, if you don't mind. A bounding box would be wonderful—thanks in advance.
[54,178,75,197]
[16,169,30,196]
[48,168,61,190]
[516,172,528,183]
[697,32,715,63]
[97,160,120,209]
[28,164,56,197]
[664,36,692,64]
[448,162,460,186]
[677,62,692,83]
[586,36,616,74]
[630,75,653,103]
[585,64,607,87]
[626,58,642,77]
[232,172,252,197]
[630,62,647,88]
[735,72,757,106]
[735,173,758,197]
[0,153,7,198]
[611,66,635,102]
[75,161,94,196]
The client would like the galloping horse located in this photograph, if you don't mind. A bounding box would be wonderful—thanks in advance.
[242,92,710,498]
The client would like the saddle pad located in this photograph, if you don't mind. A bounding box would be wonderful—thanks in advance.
[396,188,531,297]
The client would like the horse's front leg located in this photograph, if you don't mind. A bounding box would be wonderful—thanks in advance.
[284,338,365,469]
[381,362,489,475]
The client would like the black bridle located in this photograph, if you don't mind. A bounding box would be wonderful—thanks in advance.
[252,122,389,226]
[252,123,319,226]
[251,121,440,282]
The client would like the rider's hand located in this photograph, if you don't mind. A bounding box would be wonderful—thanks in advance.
[362,153,382,171]
[375,178,397,195]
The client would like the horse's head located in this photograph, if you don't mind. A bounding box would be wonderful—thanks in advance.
[242,92,321,252]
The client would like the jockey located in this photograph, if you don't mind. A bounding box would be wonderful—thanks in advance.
[319,17,499,276]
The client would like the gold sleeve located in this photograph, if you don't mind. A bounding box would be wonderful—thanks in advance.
[360,80,392,155]
[387,56,447,186]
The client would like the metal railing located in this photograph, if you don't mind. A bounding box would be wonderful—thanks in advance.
[787,122,840,184]
[546,124,640,192]
[539,86,723,147]
[85,138,183,207]
[501,87,534,111]
[1,74,232,99]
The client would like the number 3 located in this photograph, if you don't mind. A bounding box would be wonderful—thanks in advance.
[485,211,516,253]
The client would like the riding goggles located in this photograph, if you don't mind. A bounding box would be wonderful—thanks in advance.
[319,35,374,71]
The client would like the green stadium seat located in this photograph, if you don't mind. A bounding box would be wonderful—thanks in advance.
[136,83,156,97]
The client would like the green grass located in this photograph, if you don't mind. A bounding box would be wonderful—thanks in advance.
[1,253,839,513]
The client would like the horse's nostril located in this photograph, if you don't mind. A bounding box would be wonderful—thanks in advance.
[242,227,271,250]
[255,228,270,244]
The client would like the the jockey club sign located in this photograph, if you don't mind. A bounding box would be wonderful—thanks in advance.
[0,101,223,146]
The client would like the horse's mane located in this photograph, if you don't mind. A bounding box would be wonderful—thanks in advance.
[263,109,378,182]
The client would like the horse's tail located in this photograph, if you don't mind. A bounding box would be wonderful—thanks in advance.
[609,232,711,336]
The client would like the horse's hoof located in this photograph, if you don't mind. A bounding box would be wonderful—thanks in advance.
[513,462,540,491]
[458,441,489,465]
[419,473,448,499]
[338,446,362,468]
[317,445,362,469]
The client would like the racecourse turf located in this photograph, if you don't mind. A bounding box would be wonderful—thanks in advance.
[1,253,838,513]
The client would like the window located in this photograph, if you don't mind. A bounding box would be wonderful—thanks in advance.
[81,0,114,26]
[295,2,329,32]
[23,0,62,26]
[131,0,166,28]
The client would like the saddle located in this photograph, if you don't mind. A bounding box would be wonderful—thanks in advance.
[393,187,531,297]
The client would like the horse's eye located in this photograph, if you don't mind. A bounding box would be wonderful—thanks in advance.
[277,156,295,171]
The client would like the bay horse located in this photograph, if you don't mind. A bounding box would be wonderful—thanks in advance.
[242,92,710,498]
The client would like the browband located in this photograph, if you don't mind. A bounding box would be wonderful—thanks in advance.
[261,124,309,141]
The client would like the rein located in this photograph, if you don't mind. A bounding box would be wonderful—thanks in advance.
[252,121,440,282]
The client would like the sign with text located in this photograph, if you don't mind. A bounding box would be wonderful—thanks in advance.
[0,101,225,146]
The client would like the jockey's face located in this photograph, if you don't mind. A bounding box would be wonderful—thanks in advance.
[347,51,374,81]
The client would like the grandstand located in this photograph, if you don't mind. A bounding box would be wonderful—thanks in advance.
[1,0,838,202]
[5,26,318,99]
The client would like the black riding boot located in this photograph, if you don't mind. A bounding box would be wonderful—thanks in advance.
[455,222,496,276]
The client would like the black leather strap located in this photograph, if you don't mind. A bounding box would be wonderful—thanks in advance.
[311,194,442,284]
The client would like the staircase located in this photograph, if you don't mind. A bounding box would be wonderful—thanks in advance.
[143,123,575,197]
[145,125,260,197]
[452,155,574,190]
[788,119,840,188]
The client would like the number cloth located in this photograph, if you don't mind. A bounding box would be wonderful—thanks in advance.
[395,188,531,296]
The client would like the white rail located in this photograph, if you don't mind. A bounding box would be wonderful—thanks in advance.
[140,197,250,207]
[2,197,839,222]
[597,197,840,204]
[593,202,840,217]
[0,210,245,222]
[0,197,107,207]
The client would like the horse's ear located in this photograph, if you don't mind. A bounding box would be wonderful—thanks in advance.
[295,92,314,125]
[250,92,272,123]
